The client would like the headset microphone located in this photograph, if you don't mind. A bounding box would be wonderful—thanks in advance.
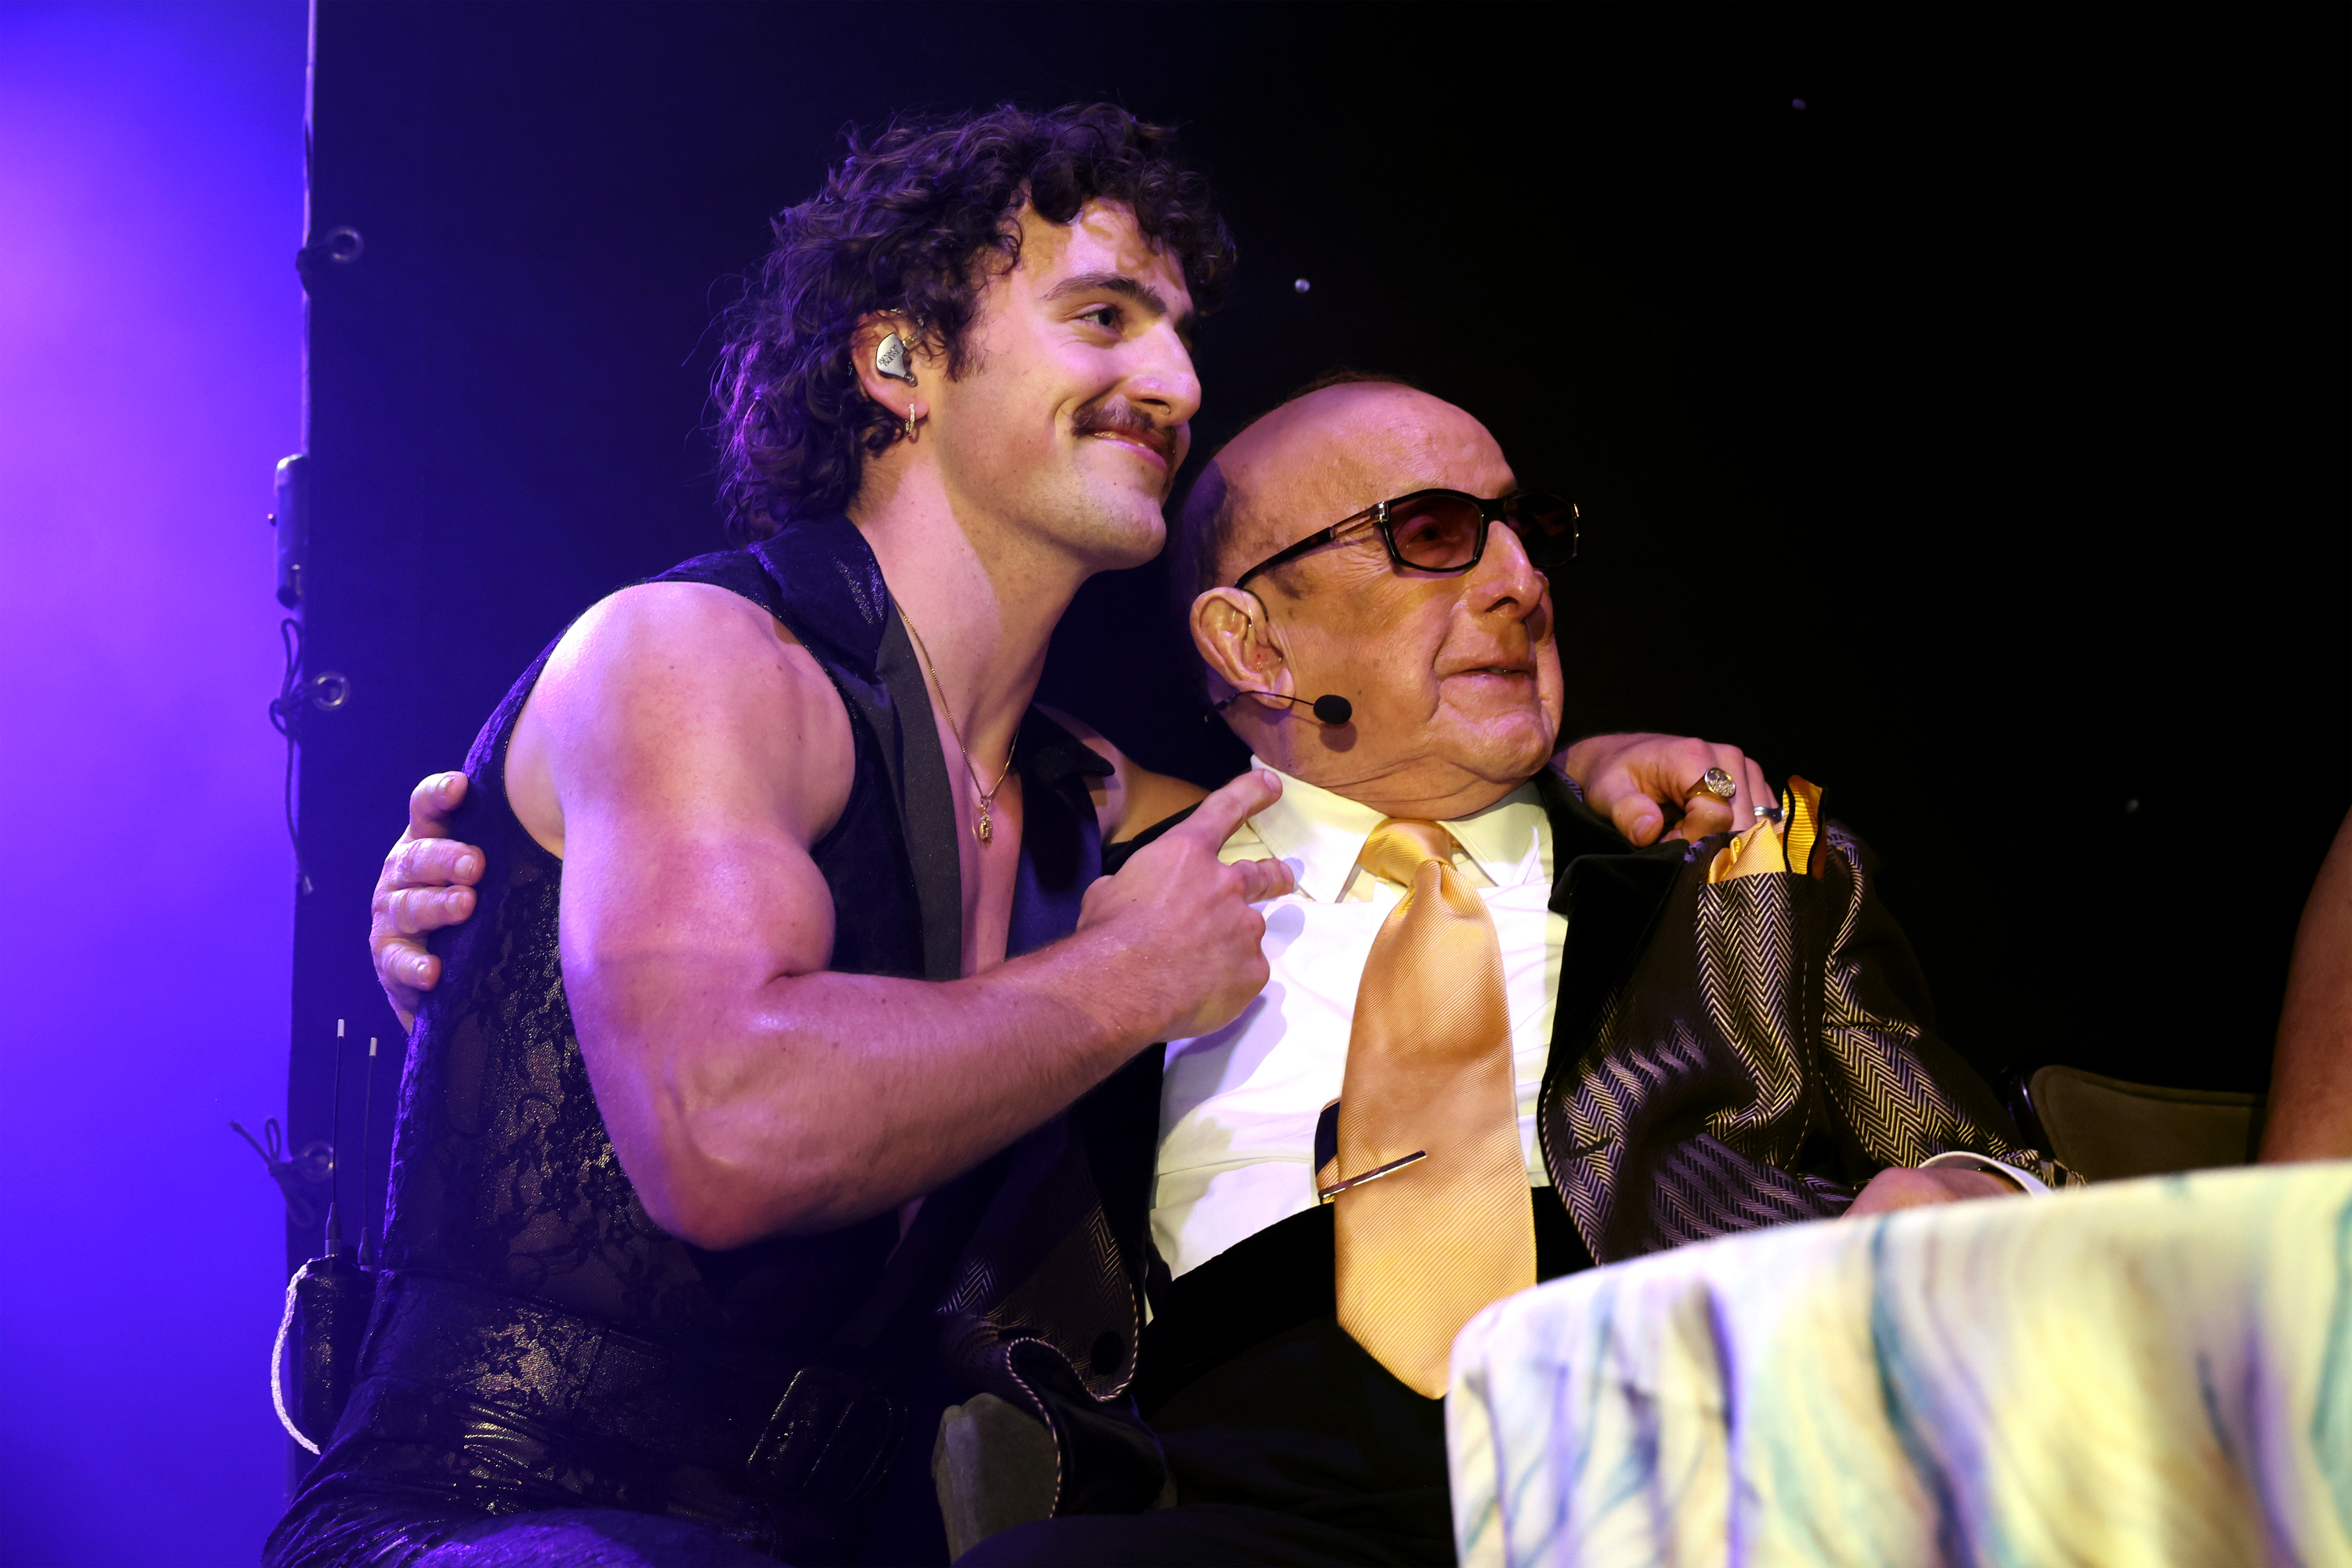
[1304,694,1353,726]
[1212,691,1354,726]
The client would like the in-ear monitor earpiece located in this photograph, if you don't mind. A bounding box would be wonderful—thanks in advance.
[874,332,916,385]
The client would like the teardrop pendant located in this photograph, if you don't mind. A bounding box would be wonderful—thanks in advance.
[974,804,993,844]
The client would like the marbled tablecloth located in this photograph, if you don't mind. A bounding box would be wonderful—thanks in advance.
[1448,1161,2352,1567]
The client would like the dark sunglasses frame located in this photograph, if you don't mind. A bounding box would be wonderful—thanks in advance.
[1230,488,1580,591]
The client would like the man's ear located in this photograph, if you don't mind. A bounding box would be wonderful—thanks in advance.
[1192,588,1292,704]
[849,313,940,423]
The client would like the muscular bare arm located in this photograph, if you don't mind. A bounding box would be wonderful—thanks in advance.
[521,585,1291,1249]
[2260,808,2352,1162]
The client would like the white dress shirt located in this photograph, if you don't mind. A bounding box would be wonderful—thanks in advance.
[1152,761,1566,1281]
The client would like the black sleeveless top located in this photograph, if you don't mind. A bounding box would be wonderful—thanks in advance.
[380,517,1106,1360]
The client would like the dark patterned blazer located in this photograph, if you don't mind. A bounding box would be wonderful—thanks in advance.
[1524,768,2074,1265]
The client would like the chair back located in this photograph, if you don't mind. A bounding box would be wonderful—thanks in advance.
[2027,1065,2266,1181]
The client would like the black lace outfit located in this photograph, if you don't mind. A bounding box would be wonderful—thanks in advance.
[266,517,1165,1568]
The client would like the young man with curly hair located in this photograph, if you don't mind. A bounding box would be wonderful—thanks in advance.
[304,105,1755,1567]
[266,104,1293,1568]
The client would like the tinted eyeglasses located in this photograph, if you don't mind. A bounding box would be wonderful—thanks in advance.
[1231,489,1580,591]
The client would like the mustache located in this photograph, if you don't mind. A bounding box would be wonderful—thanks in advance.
[1072,398,1178,464]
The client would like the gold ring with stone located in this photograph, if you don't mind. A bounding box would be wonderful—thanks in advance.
[1688,766,1737,803]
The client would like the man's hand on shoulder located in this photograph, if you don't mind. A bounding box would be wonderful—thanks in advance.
[372,771,485,1032]
[1557,732,1774,846]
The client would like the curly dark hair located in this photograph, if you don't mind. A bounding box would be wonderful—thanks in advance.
[711,103,1236,544]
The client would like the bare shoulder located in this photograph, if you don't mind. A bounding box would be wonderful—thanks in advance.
[544,581,817,693]
[510,581,855,853]
[1034,703,1210,844]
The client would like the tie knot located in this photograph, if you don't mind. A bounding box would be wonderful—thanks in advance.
[1357,818,1461,889]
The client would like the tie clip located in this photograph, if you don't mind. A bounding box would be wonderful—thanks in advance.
[1317,1150,1428,1203]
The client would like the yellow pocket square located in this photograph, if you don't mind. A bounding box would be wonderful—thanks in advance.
[1707,776,1824,884]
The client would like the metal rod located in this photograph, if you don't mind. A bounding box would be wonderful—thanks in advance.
[1317,1149,1428,1204]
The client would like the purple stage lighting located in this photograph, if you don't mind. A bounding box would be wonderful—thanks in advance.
[0,2,306,1560]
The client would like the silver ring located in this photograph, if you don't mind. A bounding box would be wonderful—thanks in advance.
[1688,766,1736,803]
[1754,804,1783,821]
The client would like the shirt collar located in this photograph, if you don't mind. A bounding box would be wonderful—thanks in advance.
[1244,758,1550,903]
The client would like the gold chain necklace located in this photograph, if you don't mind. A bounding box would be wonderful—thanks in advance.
[898,606,1016,845]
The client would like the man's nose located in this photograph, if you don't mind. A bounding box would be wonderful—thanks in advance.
[1467,520,1547,619]
[1123,321,1202,428]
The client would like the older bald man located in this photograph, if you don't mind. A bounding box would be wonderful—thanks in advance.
[954,376,2070,1567]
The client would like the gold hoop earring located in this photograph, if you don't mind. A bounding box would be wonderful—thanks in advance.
[903,411,917,441]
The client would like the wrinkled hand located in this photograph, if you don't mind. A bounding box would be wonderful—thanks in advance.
[1557,732,1774,847]
[1844,1164,2022,1217]
[1078,768,1297,1042]
[371,771,485,1032]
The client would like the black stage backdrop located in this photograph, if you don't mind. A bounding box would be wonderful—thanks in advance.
[290,2,2349,1281]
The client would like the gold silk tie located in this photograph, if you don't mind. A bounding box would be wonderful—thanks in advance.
[1327,819,1535,1399]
